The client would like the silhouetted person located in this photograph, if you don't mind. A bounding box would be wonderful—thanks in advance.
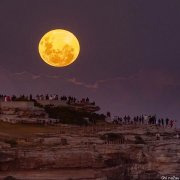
[139,117,142,124]
[86,97,89,103]
[138,116,140,123]
[166,118,169,127]
[107,112,111,117]
[73,97,76,102]
[40,94,44,100]
[36,94,40,100]
[152,115,156,125]
[133,117,136,124]
[170,120,173,128]
[158,119,161,126]
[142,115,144,124]
[127,116,130,123]
[55,95,58,100]
[161,118,164,127]
[124,116,127,124]
[11,95,16,101]
[29,94,32,101]
[45,94,49,100]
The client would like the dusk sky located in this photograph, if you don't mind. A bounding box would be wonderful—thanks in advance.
[0,1,180,124]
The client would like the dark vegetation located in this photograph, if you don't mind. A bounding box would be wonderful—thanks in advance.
[100,133,124,141]
[44,105,105,125]
[33,100,43,108]
[3,176,17,180]
[4,139,17,147]
[134,135,146,144]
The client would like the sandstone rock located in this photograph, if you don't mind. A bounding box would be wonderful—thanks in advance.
[0,125,179,179]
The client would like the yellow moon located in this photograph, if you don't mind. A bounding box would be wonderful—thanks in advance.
[38,29,80,67]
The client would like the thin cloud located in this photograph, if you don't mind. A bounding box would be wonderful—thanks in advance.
[12,71,27,76]
[67,75,135,90]
[11,71,62,80]
[45,75,59,79]
[67,77,83,85]
[32,75,41,80]
[66,69,180,91]
[85,83,98,89]
[67,77,98,89]
[12,71,41,80]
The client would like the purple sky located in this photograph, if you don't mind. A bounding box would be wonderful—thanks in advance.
[0,1,180,125]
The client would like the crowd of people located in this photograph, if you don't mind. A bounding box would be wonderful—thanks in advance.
[0,94,95,105]
[106,112,177,128]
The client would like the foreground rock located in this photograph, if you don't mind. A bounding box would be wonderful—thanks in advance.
[0,124,179,179]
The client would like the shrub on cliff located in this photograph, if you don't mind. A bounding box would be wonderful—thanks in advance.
[134,135,146,144]
[3,176,17,180]
[4,139,17,147]
[101,133,124,140]
[44,105,99,125]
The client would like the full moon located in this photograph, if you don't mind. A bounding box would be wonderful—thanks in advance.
[38,29,80,67]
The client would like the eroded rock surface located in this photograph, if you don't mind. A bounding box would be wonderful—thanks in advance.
[0,124,179,179]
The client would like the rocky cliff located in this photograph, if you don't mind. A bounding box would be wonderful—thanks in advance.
[0,124,179,180]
